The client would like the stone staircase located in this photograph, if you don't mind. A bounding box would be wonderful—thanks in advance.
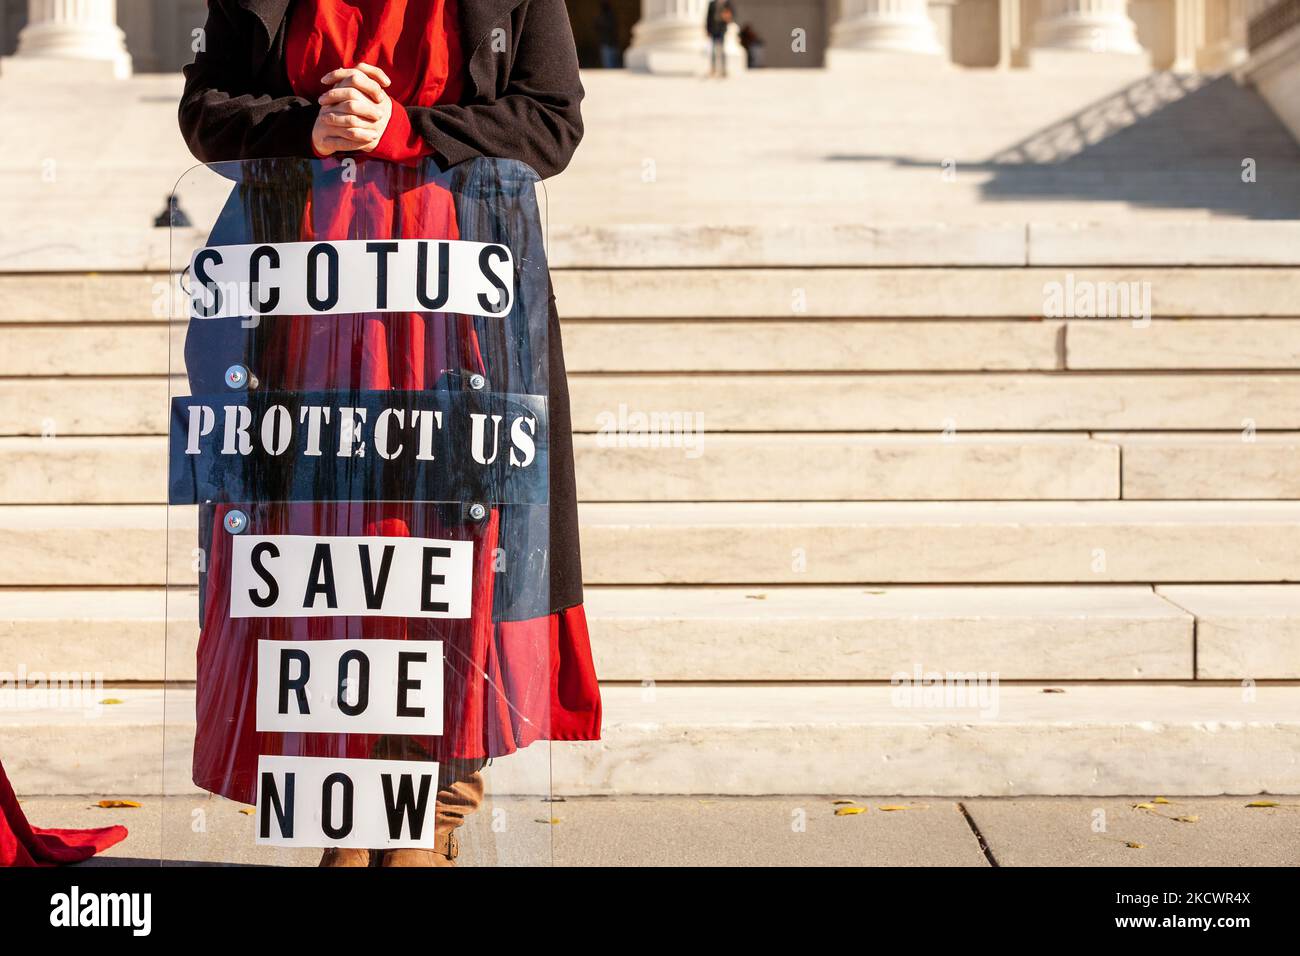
[3,223,1300,797]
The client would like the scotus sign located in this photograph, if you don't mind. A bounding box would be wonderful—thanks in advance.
[189,239,515,320]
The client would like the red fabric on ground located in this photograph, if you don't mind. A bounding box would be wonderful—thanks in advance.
[0,758,126,867]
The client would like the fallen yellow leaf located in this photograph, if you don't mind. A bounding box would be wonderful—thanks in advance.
[878,805,918,812]
[534,817,561,825]
[1246,800,1279,808]
[1125,841,1144,849]
[1172,815,1198,823]
[834,806,865,816]
[95,799,141,809]
[1152,797,1171,805]
[238,807,255,815]
[831,799,856,805]
[98,698,124,706]
[1132,802,1160,811]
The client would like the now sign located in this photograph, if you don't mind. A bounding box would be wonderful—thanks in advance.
[256,755,441,849]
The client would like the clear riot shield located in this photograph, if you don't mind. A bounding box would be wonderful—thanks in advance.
[163,157,551,867]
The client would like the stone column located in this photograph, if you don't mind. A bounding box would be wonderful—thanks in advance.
[4,0,132,80]
[928,0,960,61]
[999,0,1024,68]
[1028,0,1149,69]
[626,0,746,75]
[826,0,945,70]
[1199,0,1254,70]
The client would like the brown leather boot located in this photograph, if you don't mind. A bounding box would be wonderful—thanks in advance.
[318,847,376,867]
[382,758,485,868]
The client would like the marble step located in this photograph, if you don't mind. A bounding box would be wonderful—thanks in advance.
[6,501,1300,587]
[0,323,172,376]
[1101,431,1300,499]
[11,317,1300,377]
[1067,319,1300,370]
[1157,585,1300,680]
[9,372,1300,437]
[575,501,1300,585]
[0,274,172,324]
[0,436,167,503]
[567,373,1300,433]
[0,320,1069,376]
[584,584,1195,680]
[546,222,1300,268]
[5,684,1300,796]
[9,431,1300,505]
[550,268,1300,319]
[3,267,1296,323]
[0,584,1205,683]
[576,432,1119,500]
[9,584,1296,682]
[0,433,1121,504]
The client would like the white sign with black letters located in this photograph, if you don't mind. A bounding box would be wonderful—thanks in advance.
[190,239,514,320]
[230,533,473,619]
[255,754,442,849]
[256,639,443,736]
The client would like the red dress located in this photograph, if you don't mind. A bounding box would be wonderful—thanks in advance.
[191,0,601,804]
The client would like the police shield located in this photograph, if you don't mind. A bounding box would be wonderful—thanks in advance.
[164,157,552,866]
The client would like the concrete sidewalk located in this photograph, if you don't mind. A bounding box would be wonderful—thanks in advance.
[19,795,1300,867]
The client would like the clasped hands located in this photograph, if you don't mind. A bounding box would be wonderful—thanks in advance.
[311,62,394,157]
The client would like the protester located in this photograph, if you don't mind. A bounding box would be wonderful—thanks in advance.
[178,0,601,868]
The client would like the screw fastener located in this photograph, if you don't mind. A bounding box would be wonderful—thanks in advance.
[224,365,250,389]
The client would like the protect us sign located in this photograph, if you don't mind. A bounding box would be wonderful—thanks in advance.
[167,389,548,507]
[230,533,474,619]
[256,639,443,736]
[189,239,514,320]
[256,754,442,849]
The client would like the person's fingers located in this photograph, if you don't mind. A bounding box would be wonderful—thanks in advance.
[320,67,351,88]
[353,62,392,88]
[318,86,376,108]
[323,104,383,127]
[339,71,385,102]
[318,86,364,106]
[319,88,383,119]
[323,109,376,129]
[320,65,390,100]
[325,128,379,148]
